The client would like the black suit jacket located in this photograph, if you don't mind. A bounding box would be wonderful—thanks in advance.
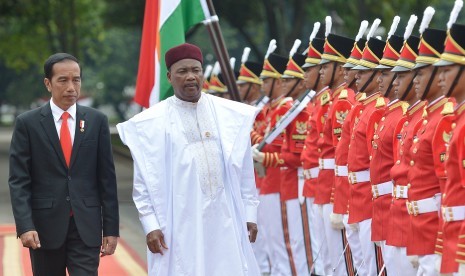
[9,102,119,249]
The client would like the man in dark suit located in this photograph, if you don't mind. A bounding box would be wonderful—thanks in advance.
[8,53,119,275]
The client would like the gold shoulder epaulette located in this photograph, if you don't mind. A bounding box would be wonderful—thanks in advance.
[320,91,331,105]
[339,89,348,99]
[375,97,386,109]
[357,93,366,101]
[441,102,454,115]
[401,102,409,115]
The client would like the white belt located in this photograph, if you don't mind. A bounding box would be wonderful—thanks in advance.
[407,194,441,216]
[372,181,393,198]
[298,167,304,179]
[304,167,320,179]
[348,169,370,184]
[335,165,348,177]
[393,185,409,199]
[319,158,335,170]
[442,205,465,222]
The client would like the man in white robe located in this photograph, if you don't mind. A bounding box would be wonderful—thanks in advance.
[117,43,260,276]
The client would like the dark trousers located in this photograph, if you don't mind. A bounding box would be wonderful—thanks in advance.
[29,216,100,276]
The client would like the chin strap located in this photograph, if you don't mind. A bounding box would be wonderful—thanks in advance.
[359,71,377,93]
[242,83,252,102]
[267,78,276,99]
[400,71,418,101]
[329,62,337,87]
[446,66,465,98]
[285,79,302,98]
[420,67,438,100]
[383,73,397,98]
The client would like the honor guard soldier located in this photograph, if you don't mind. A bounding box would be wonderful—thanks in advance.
[253,39,312,276]
[317,16,357,276]
[388,14,424,276]
[331,21,370,276]
[251,42,294,275]
[237,46,271,275]
[346,18,387,276]
[300,22,333,276]
[364,16,405,276]
[405,6,453,275]
[432,3,465,273]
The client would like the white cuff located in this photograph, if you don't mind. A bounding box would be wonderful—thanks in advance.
[139,213,161,235]
[245,204,258,223]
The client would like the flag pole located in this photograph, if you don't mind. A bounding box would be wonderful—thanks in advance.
[204,0,241,102]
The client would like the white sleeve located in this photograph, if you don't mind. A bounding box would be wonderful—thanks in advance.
[117,121,160,235]
[240,132,259,223]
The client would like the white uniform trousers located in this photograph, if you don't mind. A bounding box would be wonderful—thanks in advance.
[354,219,378,275]
[380,240,395,276]
[344,214,365,275]
[389,246,417,276]
[321,203,349,276]
[260,193,291,276]
[306,197,331,275]
[253,193,271,274]
[286,199,310,276]
[417,254,439,276]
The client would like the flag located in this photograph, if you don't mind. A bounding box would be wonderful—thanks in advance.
[134,0,210,108]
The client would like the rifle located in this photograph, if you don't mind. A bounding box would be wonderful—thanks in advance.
[257,89,317,151]
[254,95,270,110]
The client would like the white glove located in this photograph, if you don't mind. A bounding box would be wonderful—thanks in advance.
[330,213,345,230]
[348,223,359,232]
[407,255,419,268]
[458,263,465,276]
[298,168,305,204]
[252,144,265,163]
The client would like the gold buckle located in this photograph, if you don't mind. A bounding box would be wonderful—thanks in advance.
[406,201,413,215]
[373,185,379,198]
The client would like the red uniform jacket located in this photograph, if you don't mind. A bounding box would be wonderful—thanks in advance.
[332,90,358,214]
[368,99,407,242]
[407,97,452,255]
[387,100,427,247]
[314,87,336,205]
[347,92,385,223]
[440,102,465,273]
[258,98,288,195]
[300,87,331,198]
[251,103,270,189]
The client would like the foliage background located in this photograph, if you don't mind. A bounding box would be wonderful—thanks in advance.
[0,0,463,123]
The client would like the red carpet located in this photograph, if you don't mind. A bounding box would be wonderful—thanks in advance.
[0,225,147,276]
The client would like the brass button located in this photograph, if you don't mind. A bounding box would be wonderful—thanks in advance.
[413,148,417,153]
[407,183,411,188]
[404,122,409,126]
[205,131,211,138]
[396,160,400,165]
[351,135,355,140]
[303,145,307,149]
[443,193,446,198]
[320,133,323,138]
[452,123,456,129]
[410,160,415,166]
[360,110,363,114]
[423,119,428,125]
[369,155,372,160]
[318,148,321,152]
[381,117,385,121]
[413,138,419,143]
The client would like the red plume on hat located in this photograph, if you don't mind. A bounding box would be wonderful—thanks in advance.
[165,43,203,69]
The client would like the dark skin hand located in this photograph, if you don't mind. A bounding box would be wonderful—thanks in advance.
[247,222,258,243]
[147,223,258,254]
[146,229,168,255]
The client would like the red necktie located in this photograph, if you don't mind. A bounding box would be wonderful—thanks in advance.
[60,112,72,167]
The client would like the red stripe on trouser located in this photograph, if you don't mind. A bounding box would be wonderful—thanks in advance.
[300,201,313,273]
[375,243,386,276]
[341,229,355,276]
[281,201,297,276]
